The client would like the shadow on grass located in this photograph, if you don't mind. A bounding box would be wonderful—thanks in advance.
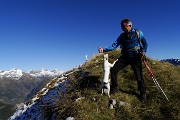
[118,88,140,99]
[79,75,101,90]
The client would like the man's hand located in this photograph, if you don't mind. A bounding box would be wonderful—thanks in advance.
[141,52,146,56]
[98,47,104,53]
[141,52,146,61]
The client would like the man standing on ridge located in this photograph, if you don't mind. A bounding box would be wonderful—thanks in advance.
[98,18,148,101]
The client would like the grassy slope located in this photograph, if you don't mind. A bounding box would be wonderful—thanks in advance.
[55,49,180,120]
[0,102,15,120]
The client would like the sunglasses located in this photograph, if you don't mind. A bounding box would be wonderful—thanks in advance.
[121,22,132,28]
[121,24,131,28]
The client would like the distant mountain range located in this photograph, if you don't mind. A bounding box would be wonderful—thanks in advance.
[0,68,63,104]
[0,68,64,120]
[0,68,63,80]
[161,58,180,65]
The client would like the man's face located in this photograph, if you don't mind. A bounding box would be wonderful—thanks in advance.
[121,22,132,32]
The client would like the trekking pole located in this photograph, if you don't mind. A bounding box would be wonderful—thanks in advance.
[141,55,169,101]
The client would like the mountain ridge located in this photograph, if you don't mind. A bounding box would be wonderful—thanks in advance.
[9,50,180,120]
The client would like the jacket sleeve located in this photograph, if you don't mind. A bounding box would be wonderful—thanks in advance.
[103,36,121,52]
[139,30,148,52]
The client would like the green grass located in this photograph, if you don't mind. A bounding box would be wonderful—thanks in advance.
[54,49,180,120]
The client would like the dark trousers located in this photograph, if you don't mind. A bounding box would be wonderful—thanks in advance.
[110,55,146,94]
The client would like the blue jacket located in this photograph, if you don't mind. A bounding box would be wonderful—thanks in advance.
[103,28,148,57]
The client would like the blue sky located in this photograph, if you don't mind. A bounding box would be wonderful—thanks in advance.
[0,0,179,71]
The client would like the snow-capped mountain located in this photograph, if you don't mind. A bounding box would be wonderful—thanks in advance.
[0,68,64,80]
[0,68,23,80]
[161,58,180,65]
[28,69,63,78]
[0,68,64,120]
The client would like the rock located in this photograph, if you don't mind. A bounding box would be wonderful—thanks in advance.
[109,99,116,109]
[118,101,131,108]
[75,97,85,102]
[65,116,75,120]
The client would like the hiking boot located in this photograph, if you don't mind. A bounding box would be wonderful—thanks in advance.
[110,87,118,95]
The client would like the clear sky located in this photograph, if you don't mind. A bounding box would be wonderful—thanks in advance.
[0,0,180,71]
